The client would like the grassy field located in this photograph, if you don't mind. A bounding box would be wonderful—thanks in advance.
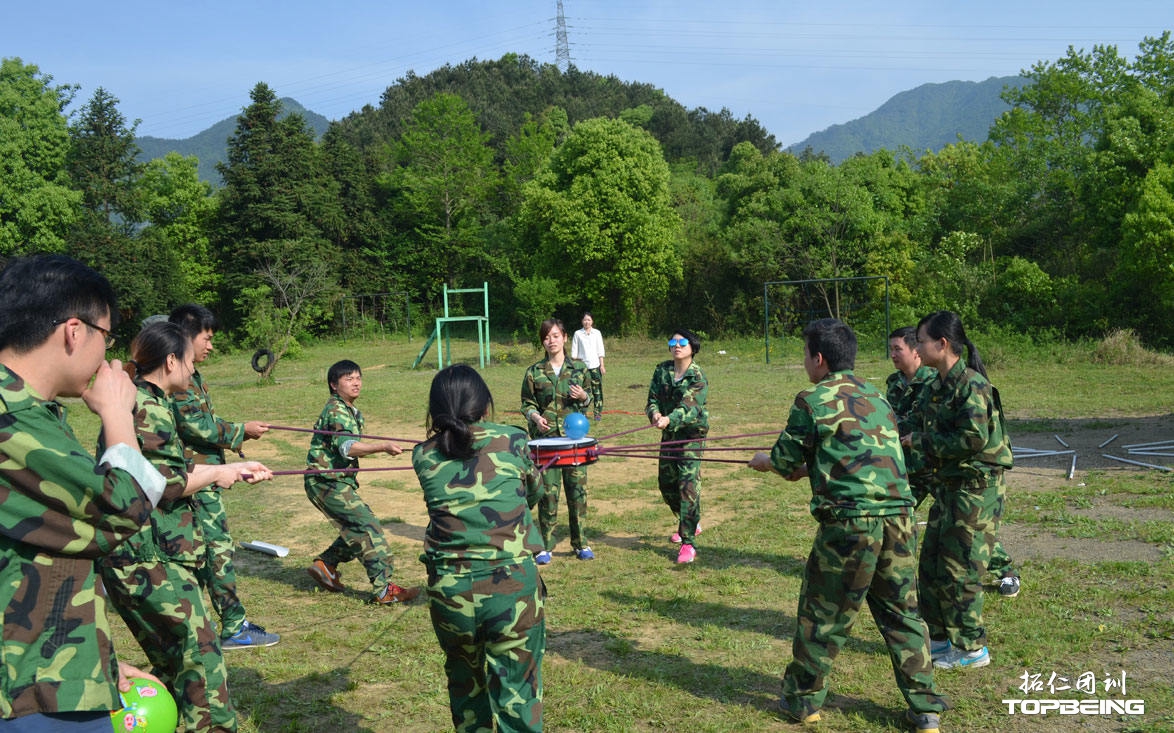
[69,332,1174,732]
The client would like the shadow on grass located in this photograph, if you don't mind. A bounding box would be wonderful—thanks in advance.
[231,666,374,733]
[557,626,899,728]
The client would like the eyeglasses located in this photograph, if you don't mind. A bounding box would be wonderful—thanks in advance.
[53,317,116,349]
[668,338,689,347]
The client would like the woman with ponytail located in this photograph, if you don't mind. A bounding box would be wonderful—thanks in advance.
[412,364,546,733]
[902,310,1014,672]
[98,321,272,732]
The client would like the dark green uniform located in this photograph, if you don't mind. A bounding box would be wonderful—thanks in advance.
[413,421,546,733]
[98,379,238,733]
[766,369,947,721]
[304,393,398,596]
[521,356,593,553]
[645,360,708,544]
[0,365,162,723]
[906,358,1014,652]
[171,368,250,640]
[886,365,937,506]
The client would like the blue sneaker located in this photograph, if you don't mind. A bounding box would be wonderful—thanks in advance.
[576,547,595,560]
[535,550,552,565]
[222,620,279,650]
[929,639,951,659]
[933,645,990,669]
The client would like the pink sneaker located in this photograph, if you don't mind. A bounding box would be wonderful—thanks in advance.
[670,525,702,543]
[676,544,696,564]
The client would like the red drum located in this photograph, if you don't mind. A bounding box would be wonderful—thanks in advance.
[528,437,599,468]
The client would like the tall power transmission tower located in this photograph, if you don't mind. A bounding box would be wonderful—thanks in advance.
[555,0,571,72]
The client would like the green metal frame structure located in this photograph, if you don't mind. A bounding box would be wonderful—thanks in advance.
[412,282,491,369]
[763,275,890,363]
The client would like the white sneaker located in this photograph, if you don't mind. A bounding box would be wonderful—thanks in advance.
[933,645,990,669]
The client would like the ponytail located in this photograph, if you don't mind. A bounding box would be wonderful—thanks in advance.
[916,310,987,379]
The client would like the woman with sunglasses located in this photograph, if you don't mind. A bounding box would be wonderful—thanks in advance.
[645,329,709,564]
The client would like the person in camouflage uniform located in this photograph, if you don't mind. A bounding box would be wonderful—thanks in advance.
[304,360,420,604]
[98,322,272,733]
[646,328,708,564]
[903,310,1015,670]
[891,324,1021,599]
[414,364,546,733]
[521,318,594,562]
[887,326,940,509]
[169,304,278,650]
[0,255,167,732]
[749,318,948,731]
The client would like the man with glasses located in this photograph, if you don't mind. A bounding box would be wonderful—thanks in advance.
[0,254,168,732]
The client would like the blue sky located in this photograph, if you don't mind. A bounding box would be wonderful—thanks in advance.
[4,1,1169,147]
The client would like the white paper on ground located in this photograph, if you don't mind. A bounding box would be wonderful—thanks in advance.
[240,540,289,557]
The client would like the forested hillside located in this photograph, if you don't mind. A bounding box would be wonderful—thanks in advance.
[3,38,1174,359]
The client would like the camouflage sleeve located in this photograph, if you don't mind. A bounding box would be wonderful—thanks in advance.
[171,386,245,455]
[511,430,545,508]
[1,408,154,558]
[520,364,542,422]
[769,398,813,477]
[134,391,189,504]
[645,364,664,420]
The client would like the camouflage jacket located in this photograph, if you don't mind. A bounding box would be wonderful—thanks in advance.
[171,369,245,466]
[0,365,156,718]
[768,370,913,521]
[99,379,199,566]
[412,421,544,575]
[305,394,362,486]
[885,365,937,435]
[645,360,709,438]
[907,358,1013,488]
[520,356,592,439]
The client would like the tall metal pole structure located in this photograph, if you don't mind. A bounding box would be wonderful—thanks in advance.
[555,0,571,72]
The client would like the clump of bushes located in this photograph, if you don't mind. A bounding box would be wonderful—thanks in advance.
[1091,328,1174,366]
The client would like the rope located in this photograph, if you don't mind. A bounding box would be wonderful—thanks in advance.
[264,424,421,444]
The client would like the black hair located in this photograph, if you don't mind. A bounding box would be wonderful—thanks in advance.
[917,310,987,378]
[674,327,702,355]
[539,318,567,342]
[327,360,362,394]
[0,254,119,353]
[169,303,218,340]
[425,364,494,460]
[889,326,918,349]
[802,318,857,372]
[127,322,190,379]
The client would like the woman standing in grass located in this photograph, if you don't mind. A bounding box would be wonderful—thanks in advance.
[414,364,546,733]
[98,322,272,732]
[646,328,709,564]
[521,318,595,563]
[902,310,1013,670]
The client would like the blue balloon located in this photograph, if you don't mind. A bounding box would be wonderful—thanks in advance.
[564,412,590,440]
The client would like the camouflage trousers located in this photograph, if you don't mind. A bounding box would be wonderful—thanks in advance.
[537,465,588,551]
[586,367,603,418]
[658,435,702,543]
[918,474,1005,651]
[100,559,237,733]
[988,541,1016,579]
[781,514,947,719]
[305,477,395,592]
[192,489,246,639]
[426,561,545,733]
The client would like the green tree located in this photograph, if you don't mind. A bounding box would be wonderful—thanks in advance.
[0,58,80,255]
[137,153,218,304]
[214,83,341,331]
[1117,162,1174,344]
[380,92,498,301]
[518,117,682,332]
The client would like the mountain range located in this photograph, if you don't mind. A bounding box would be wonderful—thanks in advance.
[136,76,1030,183]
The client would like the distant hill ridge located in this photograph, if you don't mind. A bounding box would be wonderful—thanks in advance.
[137,77,1030,183]
[136,97,330,184]
[789,75,1030,162]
